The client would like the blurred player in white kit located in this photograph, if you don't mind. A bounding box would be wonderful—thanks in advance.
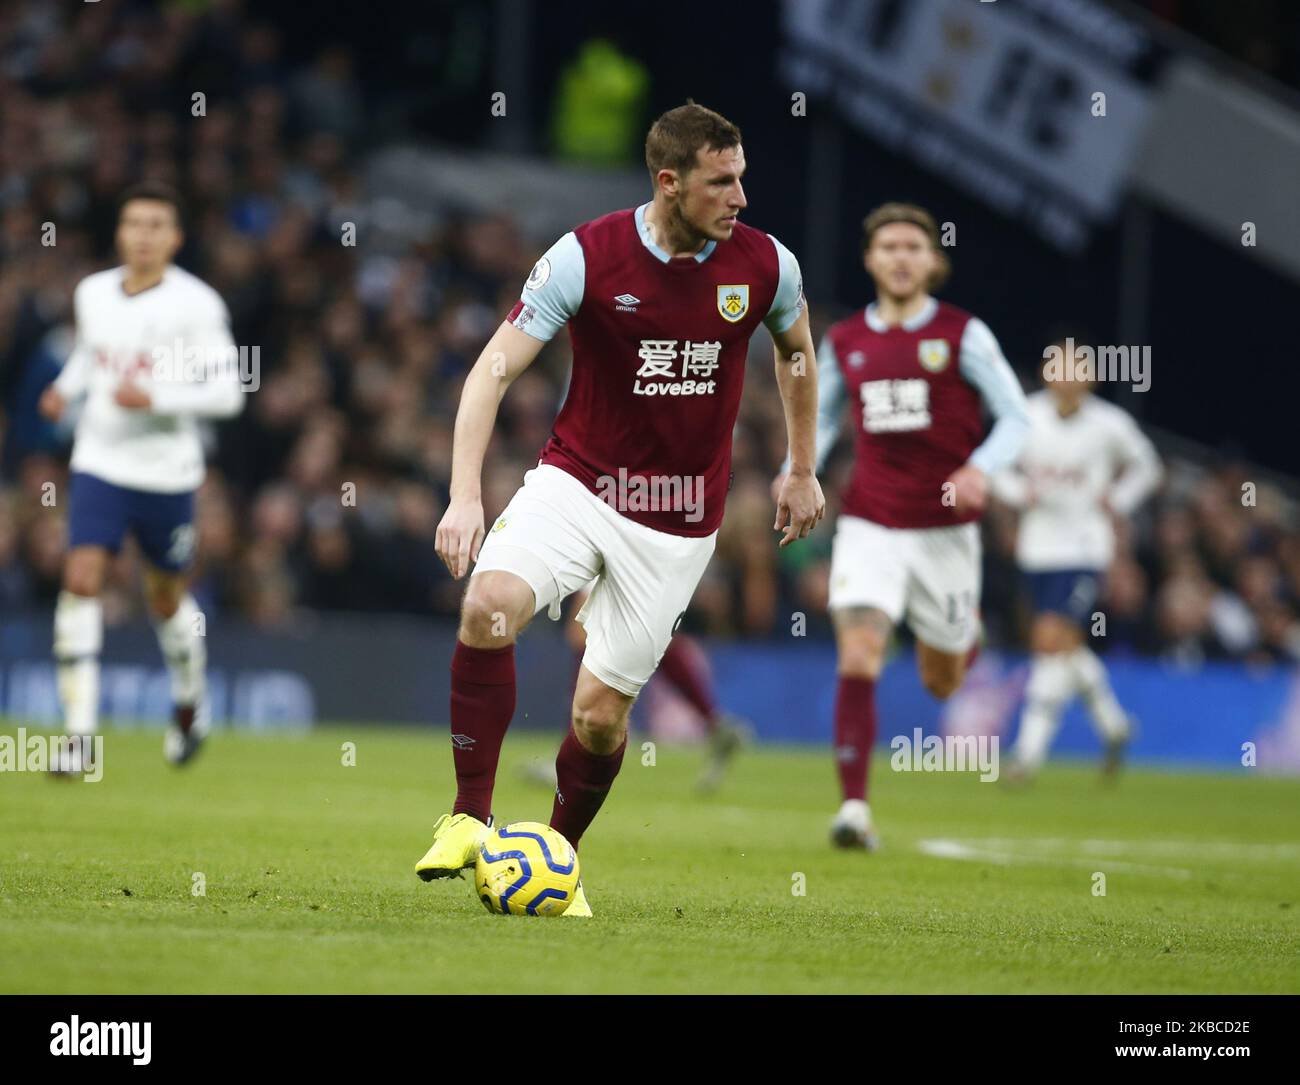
[992,338,1162,780]
[39,183,245,772]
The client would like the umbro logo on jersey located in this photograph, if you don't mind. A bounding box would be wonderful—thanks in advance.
[614,293,641,311]
[847,351,866,369]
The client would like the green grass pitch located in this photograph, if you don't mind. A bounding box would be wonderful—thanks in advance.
[1,724,1297,994]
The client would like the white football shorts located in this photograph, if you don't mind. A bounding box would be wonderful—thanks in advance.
[828,514,981,654]
[471,464,716,696]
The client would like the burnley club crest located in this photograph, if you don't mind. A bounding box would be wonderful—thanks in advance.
[918,338,950,372]
[717,284,749,323]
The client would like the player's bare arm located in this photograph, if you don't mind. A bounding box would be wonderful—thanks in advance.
[437,320,546,579]
[771,307,826,546]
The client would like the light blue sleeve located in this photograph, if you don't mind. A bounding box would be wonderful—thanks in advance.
[959,317,1030,475]
[762,235,806,334]
[781,332,845,475]
[510,232,585,342]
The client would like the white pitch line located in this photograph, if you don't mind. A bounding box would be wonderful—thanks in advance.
[918,838,1194,879]
[972,837,1300,861]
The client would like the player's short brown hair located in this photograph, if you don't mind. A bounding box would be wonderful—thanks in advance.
[117,181,184,227]
[645,102,742,182]
[861,202,950,290]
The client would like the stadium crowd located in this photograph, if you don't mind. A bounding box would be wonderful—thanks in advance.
[1,0,1298,670]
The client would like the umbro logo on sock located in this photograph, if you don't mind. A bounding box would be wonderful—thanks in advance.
[450,734,476,749]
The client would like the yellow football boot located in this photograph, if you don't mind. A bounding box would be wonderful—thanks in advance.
[562,880,592,917]
[414,813,490,881]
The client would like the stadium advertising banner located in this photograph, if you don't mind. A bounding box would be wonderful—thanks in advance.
[780,0,1167,250]
[2,615,1295,773]
[0,614,577,735]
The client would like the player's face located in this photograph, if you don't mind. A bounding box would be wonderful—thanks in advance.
[116,199,182,272]
[677,144,747,242]
[865,222,937,302]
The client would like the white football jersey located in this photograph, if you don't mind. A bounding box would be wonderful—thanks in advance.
[53,265,245,493]
[992,390,1161,570]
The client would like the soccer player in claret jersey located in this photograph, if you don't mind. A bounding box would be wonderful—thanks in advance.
[992,339,1162,782]
[516,590,750,793]
[39,183,244,772]
[774,203,1030,851]
[564,596,750,793]
[414,103,824,915]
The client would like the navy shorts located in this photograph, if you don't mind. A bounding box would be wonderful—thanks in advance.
[1025,568,1102,624]
[67,471,197,572]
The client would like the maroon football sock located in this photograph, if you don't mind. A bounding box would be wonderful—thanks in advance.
[834,675,877,802]
[549,727,626,850]
[449,640,516,823]
[657,635,719,728]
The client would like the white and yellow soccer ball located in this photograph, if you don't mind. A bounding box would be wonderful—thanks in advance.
[474,821,580,916]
